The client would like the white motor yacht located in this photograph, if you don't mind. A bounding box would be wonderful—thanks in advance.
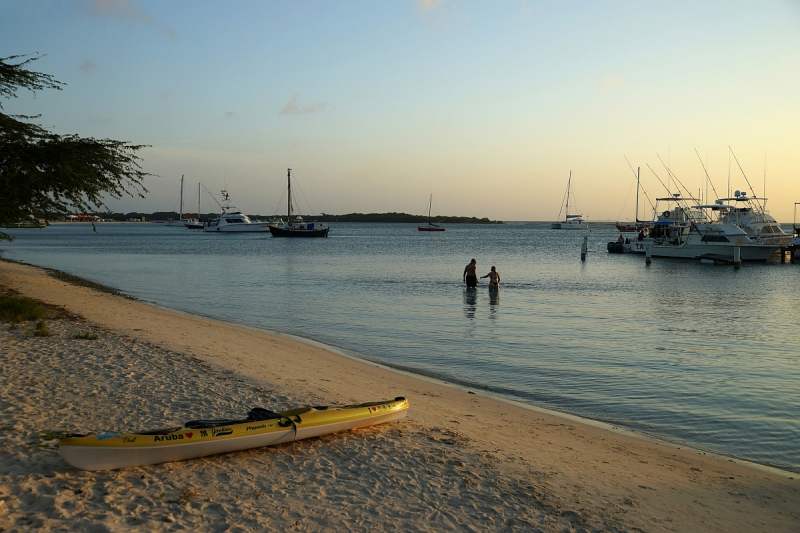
[203,190,271,233]
[628,202,781,261]
[713,191,792,245]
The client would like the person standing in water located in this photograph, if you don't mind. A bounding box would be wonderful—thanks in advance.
[481,266,500,290]
[463,258,478,288]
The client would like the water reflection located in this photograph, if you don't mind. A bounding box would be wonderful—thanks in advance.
[489,289,500,319]
[463,287,477,319]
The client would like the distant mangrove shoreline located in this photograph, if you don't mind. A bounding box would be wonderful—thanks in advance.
[32,211,503,224]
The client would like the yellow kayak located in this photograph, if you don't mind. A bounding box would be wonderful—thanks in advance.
[59,397,408,471]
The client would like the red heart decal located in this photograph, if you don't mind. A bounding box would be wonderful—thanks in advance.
[185,432,193,439]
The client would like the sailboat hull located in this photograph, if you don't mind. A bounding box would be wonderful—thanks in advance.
[269,226,329,238]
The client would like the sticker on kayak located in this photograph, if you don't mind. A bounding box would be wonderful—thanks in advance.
[96,433,120,441]
[369,405,390,412]
[211,427,233,437]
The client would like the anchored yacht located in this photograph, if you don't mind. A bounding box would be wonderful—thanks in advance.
[203,190,271,232]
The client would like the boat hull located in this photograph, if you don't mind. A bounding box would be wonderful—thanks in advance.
[203,223,271,232]
[551,222,587,230]
[628,241,780,261]
[59,398,408,471]
[418,226,445,232]
[269,226,329,237]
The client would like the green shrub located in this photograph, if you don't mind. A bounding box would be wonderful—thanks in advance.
[72,331,99,340]
[0,296,45,323]
[33,320,50,337]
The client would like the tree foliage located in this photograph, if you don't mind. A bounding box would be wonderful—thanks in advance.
[0,54,150,240]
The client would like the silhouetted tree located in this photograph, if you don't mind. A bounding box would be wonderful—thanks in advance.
[0,54,149,240]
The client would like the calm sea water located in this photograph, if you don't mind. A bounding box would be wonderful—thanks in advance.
[3,223,799,472]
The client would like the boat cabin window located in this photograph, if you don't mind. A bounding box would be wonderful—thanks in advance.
[223,218,244,223]
[701,235,730,243]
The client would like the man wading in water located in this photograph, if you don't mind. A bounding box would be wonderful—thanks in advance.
[463,258,478,288]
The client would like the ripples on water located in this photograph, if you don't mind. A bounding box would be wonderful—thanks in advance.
[3,222,799,472]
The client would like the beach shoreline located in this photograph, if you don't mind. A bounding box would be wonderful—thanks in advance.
[1,258,798,531]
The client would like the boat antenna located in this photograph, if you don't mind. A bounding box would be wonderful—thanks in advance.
[694,148,720,200]
[727,148,731,199]
[201,183,222,208]
[729,146,769,219]
[763,150,767,206]
[657,154,695,200]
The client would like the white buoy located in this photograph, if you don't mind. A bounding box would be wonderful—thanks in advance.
[645,243,652,265]
[733,246,741,269]
[581,235,588,261]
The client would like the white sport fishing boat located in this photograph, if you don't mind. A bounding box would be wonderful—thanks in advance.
[551,171,588,229]
[203,190,271,233]
[628,199,781,261]
[713,191,792,246]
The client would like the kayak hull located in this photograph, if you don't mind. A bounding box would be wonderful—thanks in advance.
[59,397,408,471]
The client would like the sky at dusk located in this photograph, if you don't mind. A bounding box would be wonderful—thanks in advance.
[2,1,800,221]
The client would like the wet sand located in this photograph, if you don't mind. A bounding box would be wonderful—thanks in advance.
[0,259,797,531]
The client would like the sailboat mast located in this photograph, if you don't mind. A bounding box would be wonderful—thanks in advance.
[287,168,292,219]
[635,167,640,223]
[179,175,184,219]
[566,171,572,215]
[429,194,432,222]
[198,183,201,216]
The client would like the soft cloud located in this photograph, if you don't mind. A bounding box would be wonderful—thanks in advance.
[281,96,326,116]
[415,0,468,29]
[416,0,447,11]
[80,0,176,37]
[79,60,97,73]
[598,75,625,87]
[224,111,234,119]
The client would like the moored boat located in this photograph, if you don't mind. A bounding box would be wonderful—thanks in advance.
[626,200,781,261]
[418,195,445,232]
[203,189,272,232]
[184,182,204,229]
[615,167,652,232]
[59,397,408,471]
[268,169,329,237]
[714,191,792,245]
[551,171,588,230]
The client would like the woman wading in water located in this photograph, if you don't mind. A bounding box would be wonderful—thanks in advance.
[481,266,500,290]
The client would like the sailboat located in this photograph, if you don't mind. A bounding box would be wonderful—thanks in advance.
[418,195,445,232]
[184,182,204,229]
[551,171,588,229]
[615,167,651,232]
[268,169,330,238]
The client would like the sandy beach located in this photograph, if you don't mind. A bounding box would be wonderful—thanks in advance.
[0,258,797,532]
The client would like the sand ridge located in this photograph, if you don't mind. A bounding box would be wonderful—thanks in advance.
[0,259,798,532]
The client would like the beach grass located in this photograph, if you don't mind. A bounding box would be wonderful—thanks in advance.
[0,295,46,323]
[33,320,51,337]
